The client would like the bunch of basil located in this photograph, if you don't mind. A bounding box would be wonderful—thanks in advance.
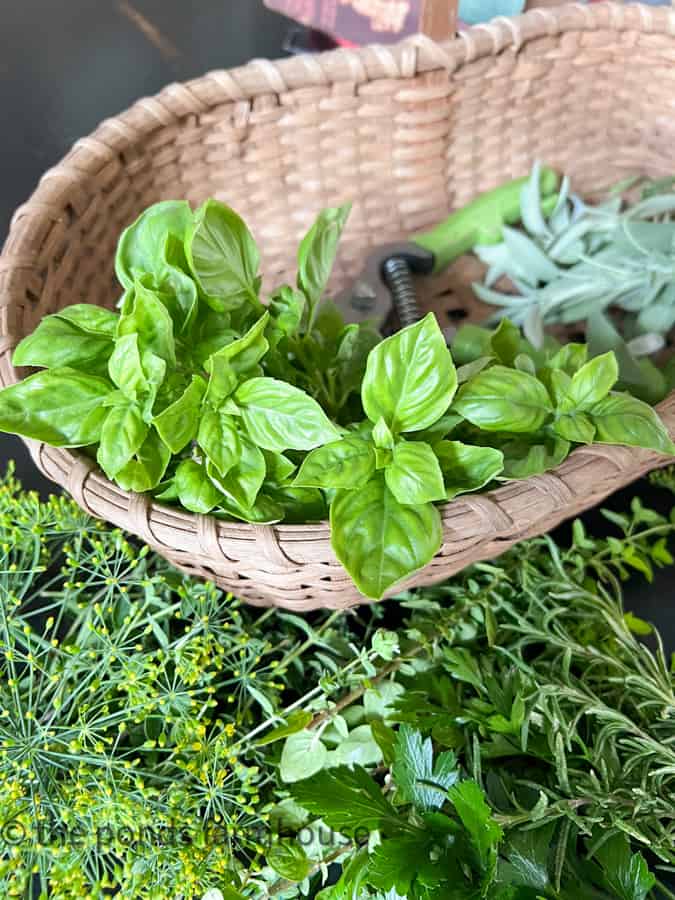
[1,199,673,599]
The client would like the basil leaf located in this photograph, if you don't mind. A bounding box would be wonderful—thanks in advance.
[114,428,171,492]
[501,436,570,479]
[268,286,305,344]
[451,324,493,365]
[434,440,504,499]
[210,311,269,377]
[263,450,296,486]
[208,432,266,509]
[216,492,284,525]
[0,368,112,446]
[553,412,596,444]
[13,314,113,375]
[152,376,206,454]
[544,368,572,407]
[97,403,148,478]
[457,356,492,384]
[590,393,675,455]
[490,318,521,366]
[108,334,166,417]
[514,353,537,375]
[384,441,446,505]
[53,304,118,337]
[372,418,394,450]
[335,323,381,397]
[561,351,618,412]
[191,309,237,366]
[235,377,339,452]
[267,485,327,524]
[362,313,457,434]
[297,204,350,309]
[115,201,197,331]
[204,356,239,406]
[415,412,463,445]
[549,342,587,375]
[116,201,192,284]
[330,472,442,599]
[454,366,552,433]
[186,199,260,311]
[175,459,223,514]
[294,436,375,489]
[118,281,176,366]
[197,407,241,478]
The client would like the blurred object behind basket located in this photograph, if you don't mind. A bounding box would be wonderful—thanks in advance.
[266,0,673,50]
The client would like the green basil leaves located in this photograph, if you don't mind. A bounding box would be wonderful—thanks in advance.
[1,196,673,601]
[362,314,457,433]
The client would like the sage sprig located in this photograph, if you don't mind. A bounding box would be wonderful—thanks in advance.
[472,163,675,402]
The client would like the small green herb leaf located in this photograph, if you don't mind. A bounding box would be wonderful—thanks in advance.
[207,431,265,509]
[591,393,675,455]
[330,472,442,599]
[212,312,269,377]
[280,730,328,784]
[256,710,313,747]
[594,834,656,900]
[267,841,312,882]
[384,441,446,505]
[454,366,552,433]
[290,764,398,834]
[448,779,502,870]
[97,403,148,479]
[174,459,223,514]
[186,199,260,311]
[268,286,305,343]
[114,427,171,492]
[297,204,351,309]
[561,351,618,412]
[235,377,339,452]
[0,368,112,447]
[434,440,504,499]
[115,200,197,329]
[294,435,375,489]
[362,313,457,434]
[197,408,241,479]
[553,412,596,444]
[152,375,205,453]
[392,725,459,810]
[118,281,176,367]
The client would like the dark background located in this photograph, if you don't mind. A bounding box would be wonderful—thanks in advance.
[0,0,673,648]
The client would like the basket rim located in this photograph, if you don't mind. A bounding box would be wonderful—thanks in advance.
[1,1,675,570]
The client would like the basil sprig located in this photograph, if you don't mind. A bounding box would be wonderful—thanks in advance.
[1,199,673,599]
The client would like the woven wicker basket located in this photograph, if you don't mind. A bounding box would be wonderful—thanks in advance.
[2,2,675,611]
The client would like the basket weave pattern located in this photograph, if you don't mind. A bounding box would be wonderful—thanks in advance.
[2,3,675,610]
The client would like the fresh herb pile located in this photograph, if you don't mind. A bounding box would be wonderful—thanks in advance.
[0,466,673,899]
[473,165,675,403]
[0,194,674,597]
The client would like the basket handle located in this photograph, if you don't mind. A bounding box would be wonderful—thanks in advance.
[420,0,458,41]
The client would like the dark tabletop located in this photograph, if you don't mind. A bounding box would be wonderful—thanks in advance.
[1,0,673,647]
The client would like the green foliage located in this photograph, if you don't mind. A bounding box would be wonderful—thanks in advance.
[472,164,675,402]
[0,468,674,898]
[0,467,389,899]
[1,194,674,598]
[269,483,675,899]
